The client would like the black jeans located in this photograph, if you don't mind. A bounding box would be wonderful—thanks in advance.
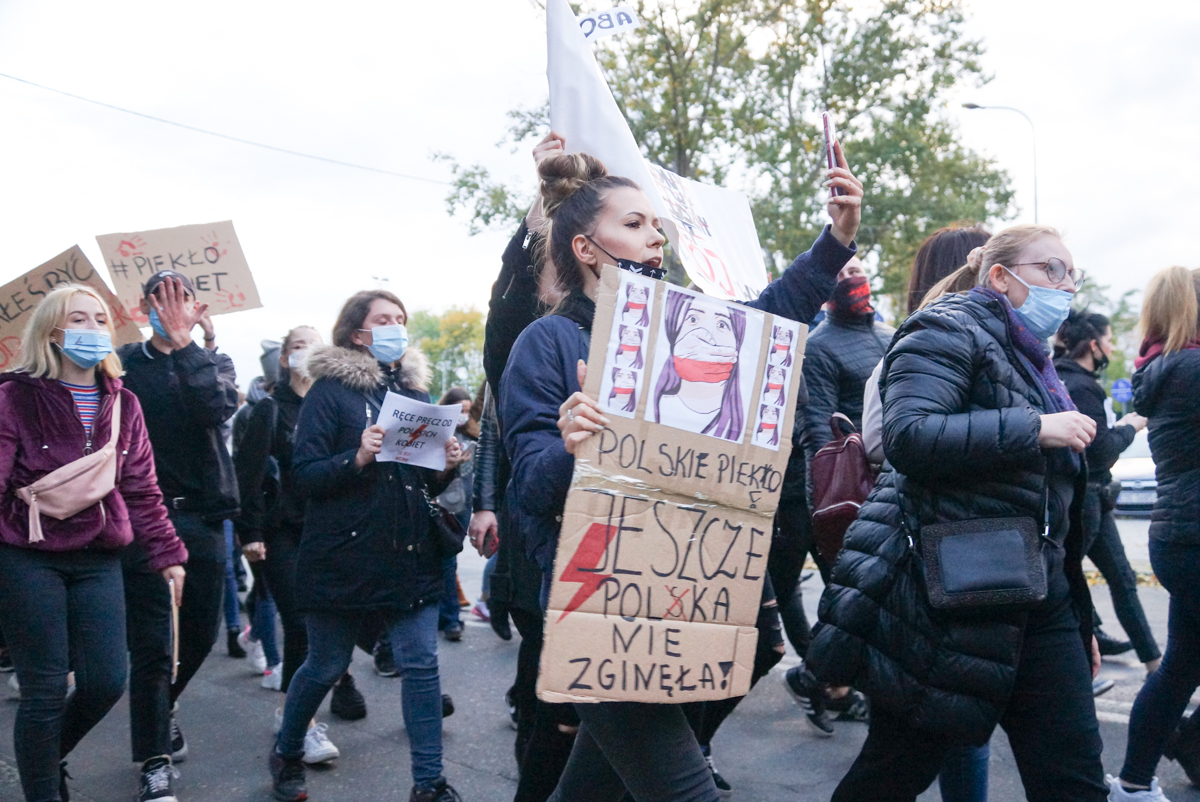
[548,702,719,802]
[0,545,127,802]
[123,512,225,762]
[1082,488,1161,663]
[1121,539,1200,786]
[770,496,827,657]
[261,527,307,692]
[831,592,1106,802]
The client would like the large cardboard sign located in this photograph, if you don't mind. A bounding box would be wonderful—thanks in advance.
[538,266,805,704]
[0,247,140,371]
[97,221,261,323]
[546,0,769,302]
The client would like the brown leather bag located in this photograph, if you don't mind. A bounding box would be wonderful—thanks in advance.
[17,394,121,543]
[810,412,877,564]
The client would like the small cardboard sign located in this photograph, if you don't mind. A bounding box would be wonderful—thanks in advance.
[0,247,141,372]
[538,266,804,704]
[96,221,261,324]
[374,391,460,470]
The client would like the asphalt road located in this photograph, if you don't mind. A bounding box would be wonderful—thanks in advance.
[1,515,1195,802]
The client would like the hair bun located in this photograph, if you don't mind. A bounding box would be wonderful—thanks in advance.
[538,153,609,219]
[966,246,985,271]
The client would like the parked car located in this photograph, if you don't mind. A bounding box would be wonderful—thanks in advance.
[1113,428,1155,517]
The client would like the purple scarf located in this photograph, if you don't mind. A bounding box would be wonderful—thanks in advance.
[972,287,1076,413]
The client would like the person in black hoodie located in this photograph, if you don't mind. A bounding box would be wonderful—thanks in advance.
[266,290,465,802]
[502,136,861,801]
[1053,310,1158,677]
[117,271,239,791]
[1110,267,1200,801]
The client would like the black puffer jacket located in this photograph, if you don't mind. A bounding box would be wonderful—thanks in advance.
[808,292,1092,744]
[291,344,452,612]
[1055,357,1136,486]
[234,381,306,545]
[1133,348,1200,544]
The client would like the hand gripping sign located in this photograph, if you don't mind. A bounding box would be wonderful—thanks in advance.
[538,266,805,704]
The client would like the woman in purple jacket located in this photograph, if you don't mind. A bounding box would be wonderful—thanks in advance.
[0,285,188,802]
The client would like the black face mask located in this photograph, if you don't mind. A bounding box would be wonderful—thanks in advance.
[586,236,667,281]
[1091,345,1110,375]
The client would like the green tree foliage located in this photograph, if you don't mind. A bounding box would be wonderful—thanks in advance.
[439,0,1014,314]
[407,307,486,401]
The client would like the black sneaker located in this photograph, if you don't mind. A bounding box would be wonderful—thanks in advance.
[409,778,463,802]
[227,628,247,658]
[138,756,179,802]
[505,688,519,731]
[169,715,188,763]
[374,640,399,677]
[443,622,463,642]
[1096,627,1133,657]
[59,761,70,802]
[827,688,870,722]
[0,648,13,672]
[490,605,513,641]
[330,673,367,720]
[704,752,733,798]
[442,694,455,718]
[783,664,834,737]
[269,749,308,801]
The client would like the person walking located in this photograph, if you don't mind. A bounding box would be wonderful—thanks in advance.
[1054,310,1159,675]
[434,386,478,643]
[117,271,239,793]
[266,290,465,802]
[500,132,861,801]
[1107,267,1200,801]
[0,284,187,802]
[809,225,1109,801]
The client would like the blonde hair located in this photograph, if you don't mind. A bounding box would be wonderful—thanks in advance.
[1140,266,1200,353]
[970,224,1063,286]
[919,264,979,309]
[14,284,123,380]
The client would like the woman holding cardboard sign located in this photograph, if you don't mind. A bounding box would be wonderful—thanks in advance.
[499,133,861,801]
[267,289,465,802]
[0,285,187,802]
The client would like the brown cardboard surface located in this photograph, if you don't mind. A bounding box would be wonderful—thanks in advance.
[538,265,804,704]
[97,220,261,322]
[0,246,141,371]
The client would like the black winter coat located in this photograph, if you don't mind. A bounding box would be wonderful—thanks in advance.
[801,309,894,467]
[291,344,451,613]
[1055,357,1136,487]
[233,381,306,545]
[808,292,1093,744]
[484,221,544,400]
[1133,348,1200,544]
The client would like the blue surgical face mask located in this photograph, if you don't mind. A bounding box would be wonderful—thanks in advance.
[148,308,169,340]
[57,328,113,369]
[1003,267,1074,341]
[362,323,408,364]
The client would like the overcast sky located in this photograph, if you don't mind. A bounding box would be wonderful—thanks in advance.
[1,0,1195,387]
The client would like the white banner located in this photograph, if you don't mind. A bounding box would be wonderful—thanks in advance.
[374,392,460,470]
[546,0,768,301]
[578,6,640,41]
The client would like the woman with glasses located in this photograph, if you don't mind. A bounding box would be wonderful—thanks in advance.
[809,225,1110,801]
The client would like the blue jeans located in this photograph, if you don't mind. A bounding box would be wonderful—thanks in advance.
[439,557,460,630]
[1121,539,1200,786]
[0,545,128,802]
[277,604,443,787]
[248,563,281,667]
[222,520,241,632]
[481,553,498,601]
[939,743,990,802]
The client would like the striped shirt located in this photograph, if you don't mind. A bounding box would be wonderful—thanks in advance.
[61,381,101,437]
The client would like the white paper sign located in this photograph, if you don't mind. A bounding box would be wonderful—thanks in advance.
[578,6,640,41]
[597,272,656,419]
[546,0,769,301]
[375,392,460,470]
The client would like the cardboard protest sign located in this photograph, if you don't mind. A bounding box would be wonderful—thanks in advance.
[0,247,140,371]
[97,221,261,323]
[374,391,460,470]
[538,266,804,704]
[546,0,769,301]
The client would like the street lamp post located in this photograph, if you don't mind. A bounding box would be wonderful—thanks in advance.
[962,103,1038,223]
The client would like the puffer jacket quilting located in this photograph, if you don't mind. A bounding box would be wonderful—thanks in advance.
[1133,349,1200,544]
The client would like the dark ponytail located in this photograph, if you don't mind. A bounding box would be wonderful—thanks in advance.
[1055,308,1110,360]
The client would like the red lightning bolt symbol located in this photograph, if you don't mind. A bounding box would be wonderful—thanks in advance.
[556,522,615,622]
[404,424,427,447]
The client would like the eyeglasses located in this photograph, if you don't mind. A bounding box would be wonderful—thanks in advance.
[1009,258,1085,289]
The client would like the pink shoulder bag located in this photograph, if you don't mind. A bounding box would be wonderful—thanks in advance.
[17,394,122,543]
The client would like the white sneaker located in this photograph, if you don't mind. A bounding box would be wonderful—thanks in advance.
[302,722,339,765]
[1107,774,1171,801]
[273,707,283,734]
[238,627,267,672]
[261,664,283,691]
[7,674,18,696]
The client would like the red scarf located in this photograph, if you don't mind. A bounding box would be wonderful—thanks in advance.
[626,302,646,310]
[760,422,777,430]
[1135,335,1200,369]
[767,383,783,391]
[614,386,634,395]
[673,356,734,383]
[773,343,789,352]
[620,344,639,353]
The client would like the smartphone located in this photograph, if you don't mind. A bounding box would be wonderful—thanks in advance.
[823,112,845,197]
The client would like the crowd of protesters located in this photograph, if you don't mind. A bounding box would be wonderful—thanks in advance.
[0,126,1194,802]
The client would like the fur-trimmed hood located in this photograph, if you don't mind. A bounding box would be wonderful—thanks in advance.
[305,344,431,393]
